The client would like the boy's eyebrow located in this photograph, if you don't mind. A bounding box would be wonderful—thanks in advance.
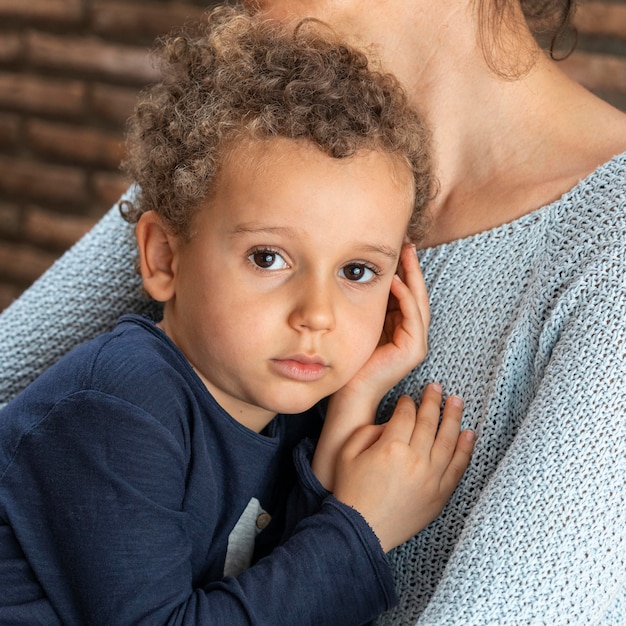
[231,224,297,237]
[355,243,400,260]
[231,223,399,260]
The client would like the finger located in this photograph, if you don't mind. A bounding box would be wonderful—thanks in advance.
[439,429,475,496]
[389,243,418,305]
[430,395,465,469]
[377,395,418,444]
[409,383,444,453]
[399,244,430,330]
[387,266,427,355]
[388,274,420,334]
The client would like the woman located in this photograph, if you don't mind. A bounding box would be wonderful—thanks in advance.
[1,0,624,623]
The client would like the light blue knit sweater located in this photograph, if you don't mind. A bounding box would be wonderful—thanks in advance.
[1,154,625,624]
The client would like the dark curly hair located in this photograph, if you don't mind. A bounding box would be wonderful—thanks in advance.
[476,0,578,77]
[120,6,432,242]
[521,0,577,54]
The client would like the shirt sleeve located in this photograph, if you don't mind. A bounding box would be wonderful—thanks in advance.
[415,247,626,624]
[1,391,396,626]
[278,438,330,534]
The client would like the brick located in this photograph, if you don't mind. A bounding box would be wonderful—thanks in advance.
[90,83,140,124]
[23,206,97,250]
[0,72,85,116]
[26,31,161,84]
[0,282,22,314]
[0,32,22,63]
[574,2,626,38]
[92,171,131,209]
[0,201,20,236]
[0,112,20,149]
[91,0,207,41]
[0,0,82,22]
[0,240,57,284]
[25,119,125,169]
[0,156,88,204]
[561,51,626,93]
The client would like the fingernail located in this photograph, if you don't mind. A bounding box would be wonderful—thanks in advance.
[448,395,464,409]
[430,382,442,393]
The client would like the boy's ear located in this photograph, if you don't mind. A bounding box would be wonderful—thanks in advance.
[135,211,179,302]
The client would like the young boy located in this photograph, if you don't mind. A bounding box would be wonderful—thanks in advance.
[0,7,473,625]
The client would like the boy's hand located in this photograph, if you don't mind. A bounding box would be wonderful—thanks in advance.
[344,242,429,399]
[312,243,429,490]
[333,385,475,553]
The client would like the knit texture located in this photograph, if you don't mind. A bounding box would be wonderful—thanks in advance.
[376,152,626,625]
[0,155,625,624]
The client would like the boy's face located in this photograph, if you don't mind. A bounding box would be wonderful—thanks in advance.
[158,138,413,432]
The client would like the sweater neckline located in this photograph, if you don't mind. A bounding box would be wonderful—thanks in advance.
[419,150,626,254]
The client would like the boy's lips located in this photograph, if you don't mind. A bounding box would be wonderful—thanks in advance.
[270,354,329,382]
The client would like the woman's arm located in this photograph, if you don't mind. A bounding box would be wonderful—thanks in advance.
[0,188,159,408]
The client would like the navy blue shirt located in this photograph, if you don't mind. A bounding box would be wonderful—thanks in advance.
[0,315,396,625]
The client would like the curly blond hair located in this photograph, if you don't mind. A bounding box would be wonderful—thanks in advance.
[120,6,432,242]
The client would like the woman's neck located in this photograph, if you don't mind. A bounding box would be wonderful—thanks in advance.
[416,55,626,246]
[382,12,626,247]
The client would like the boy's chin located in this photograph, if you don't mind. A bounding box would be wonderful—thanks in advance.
[267,388,337,417]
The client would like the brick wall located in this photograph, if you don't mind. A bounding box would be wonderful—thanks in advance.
[0,0,220,311]
[565,0,626,111]
[0,0,625,313]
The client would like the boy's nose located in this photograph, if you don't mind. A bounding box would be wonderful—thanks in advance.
[287,279,336,333]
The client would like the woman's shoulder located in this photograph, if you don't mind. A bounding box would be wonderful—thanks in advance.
[546,150,626,255]
[567,150,626,210]
[513,150,626,247]
[456,151,623,253]
[418,152,625,322]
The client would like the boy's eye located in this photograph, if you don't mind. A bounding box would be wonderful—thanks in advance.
[248,250,289,271]
[339,263,377,283]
